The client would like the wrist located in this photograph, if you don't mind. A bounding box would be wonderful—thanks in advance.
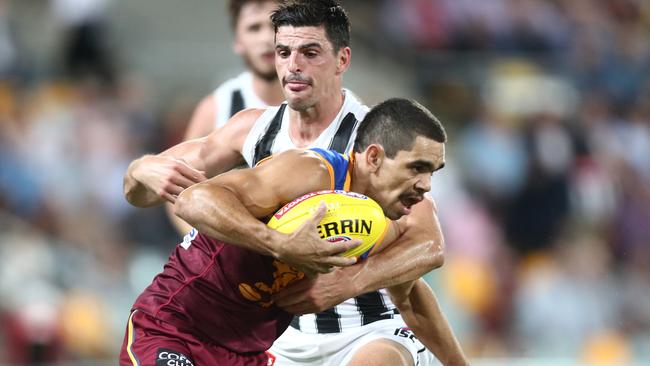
[340,264,365,297]
[265,227,288,259]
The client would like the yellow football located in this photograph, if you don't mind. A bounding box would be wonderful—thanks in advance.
[267,190,389,259]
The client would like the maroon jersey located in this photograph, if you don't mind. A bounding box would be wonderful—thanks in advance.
[132,229,304,354]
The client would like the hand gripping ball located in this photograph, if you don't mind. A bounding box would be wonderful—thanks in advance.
[267,190,389,259]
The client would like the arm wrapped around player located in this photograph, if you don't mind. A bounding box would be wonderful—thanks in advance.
[387,279,469,366]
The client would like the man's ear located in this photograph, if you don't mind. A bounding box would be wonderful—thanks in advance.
[365,144,385,173]
[335,47,351,75]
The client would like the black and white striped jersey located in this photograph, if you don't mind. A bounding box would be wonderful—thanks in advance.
[242,90,400,333]
[212,71,267,128]
[242,89,366,167]
[290,289,401,334]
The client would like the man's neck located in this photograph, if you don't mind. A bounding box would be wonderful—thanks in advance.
[288,90,345,147]
[349,153,369,196]
[252,75,284,106]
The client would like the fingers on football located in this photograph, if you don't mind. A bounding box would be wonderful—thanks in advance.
[295,202,326,235]
[309,201,328,224]
[323,238,362,256]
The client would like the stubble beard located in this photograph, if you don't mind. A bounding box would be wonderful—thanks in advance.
[243,53,277,82]
[287,95,316,112]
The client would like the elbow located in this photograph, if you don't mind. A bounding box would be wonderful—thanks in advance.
[123,175,146,208]
[432,251,445,269]
[425,240,445,270]
[123,182,137,206]
[124,194,143,208]
[123,157,156,208]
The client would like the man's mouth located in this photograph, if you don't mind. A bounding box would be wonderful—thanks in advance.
[400,195,423,209]
[283,75,312,92]
[286,82,310,92]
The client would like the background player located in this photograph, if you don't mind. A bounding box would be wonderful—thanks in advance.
[166,0,284,234]
[188,0,284,135]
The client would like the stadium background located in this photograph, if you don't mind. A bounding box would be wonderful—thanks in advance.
[0,0,649,365]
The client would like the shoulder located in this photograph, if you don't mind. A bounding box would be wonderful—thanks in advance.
[214,72,247,94]
[261,149,330,169]
[259,149,332,179]
[342,89,370,120]
[184,94,218,140]
[222,107,267,134]
[308,148,348,167]
[194,93,218,117]
[203,107,267,152]
[255,149,333,193]
[231,107,267,122]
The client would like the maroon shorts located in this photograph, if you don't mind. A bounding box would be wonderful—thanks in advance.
[119,310,271,366]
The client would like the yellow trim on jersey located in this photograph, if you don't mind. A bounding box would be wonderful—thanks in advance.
[343,153,355,191]
[127,311,140,366]
[313,153,336,190]
[254,155,274,167]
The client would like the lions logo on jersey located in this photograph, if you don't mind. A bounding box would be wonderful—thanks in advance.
[238,260,304,307]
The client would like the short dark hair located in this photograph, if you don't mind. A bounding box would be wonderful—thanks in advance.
[228,0,279,29]
[354,98,447,158]
[271,0,351,52]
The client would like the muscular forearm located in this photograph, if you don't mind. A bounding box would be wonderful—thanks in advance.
[392,280,469,366]
[345,238,444,295]
[174,182,282,257]
[124,156,166,207]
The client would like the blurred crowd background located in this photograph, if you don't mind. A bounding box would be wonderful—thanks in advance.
[0,0,648,365]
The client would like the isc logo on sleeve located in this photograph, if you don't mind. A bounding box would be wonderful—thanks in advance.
[156,348,194,366]
[180,228,198,250]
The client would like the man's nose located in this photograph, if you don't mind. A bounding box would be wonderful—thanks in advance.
[288,52,302,73]
[414,175,431,193]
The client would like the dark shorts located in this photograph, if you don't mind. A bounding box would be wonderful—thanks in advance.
[119,310,270,366]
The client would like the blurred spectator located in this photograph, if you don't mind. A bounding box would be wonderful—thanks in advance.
[506,112,575,254]
[457,106,527,212]
[514,233,619,357]
[0,0,18,77]
[379,0,450,49]
[0,219,64,364]
[51,0,117,88]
